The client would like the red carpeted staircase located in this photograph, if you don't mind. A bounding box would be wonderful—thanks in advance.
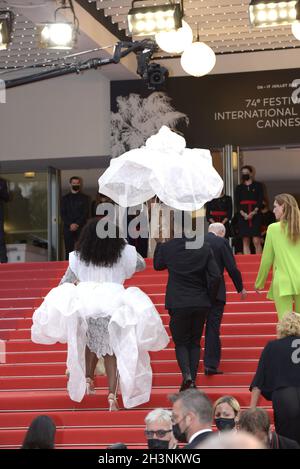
[0,255,274,448]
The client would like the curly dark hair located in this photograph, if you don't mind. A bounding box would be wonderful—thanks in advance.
[75,217,126,267]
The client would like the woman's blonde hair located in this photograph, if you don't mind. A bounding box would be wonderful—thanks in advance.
[275,193,300,243]
[277,311,300,339]
[213,395,241,417]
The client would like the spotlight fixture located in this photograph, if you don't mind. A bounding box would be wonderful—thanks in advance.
[37,0,78,49]
[128,1,183,37]
[0,10,14,50]
[249,0,300,27]
[38,22,75,49]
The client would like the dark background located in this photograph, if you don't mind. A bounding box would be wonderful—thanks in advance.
[111,68,300,148]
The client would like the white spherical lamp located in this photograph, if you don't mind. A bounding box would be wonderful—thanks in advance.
[292,22,300,41]
[155,20,193,54]
[180,41,216,77]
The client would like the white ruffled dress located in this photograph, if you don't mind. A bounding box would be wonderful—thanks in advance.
[31,245,169,408]
[99,126,223,211]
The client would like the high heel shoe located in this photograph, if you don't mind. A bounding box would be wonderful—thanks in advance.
[86,377,96,395]
[108,393,119,411]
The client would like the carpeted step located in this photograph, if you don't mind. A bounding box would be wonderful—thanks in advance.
[0,387,268,412]
[0,359,260,377]
[3,346,264,364]
[0,254,276,448]
[0,371,257,391]
[0,406,273,431]
[0,322,277,341]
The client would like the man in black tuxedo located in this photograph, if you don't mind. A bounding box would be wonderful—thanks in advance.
[204,223,246,375]
[170,389,213,448]
[153,234,220,391]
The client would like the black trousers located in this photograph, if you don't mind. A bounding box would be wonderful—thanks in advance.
[204,300,225,370]
[63,228,81,260]
[272,387,300,444]
[168,307,209,381]
[0,215,7,263]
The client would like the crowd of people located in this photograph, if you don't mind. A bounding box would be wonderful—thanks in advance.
[1,160,298,450]
[27,185,300,450]
[0,165,278,264]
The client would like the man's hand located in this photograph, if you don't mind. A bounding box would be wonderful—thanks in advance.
[70,223,79,232]
[240,288,247,300]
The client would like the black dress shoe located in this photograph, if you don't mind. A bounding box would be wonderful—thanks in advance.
[204,368,223,376]
[179,379,193,392]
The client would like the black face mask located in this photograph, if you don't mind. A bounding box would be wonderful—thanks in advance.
[172,422,187,443]
[71,185,80,192]
[241,174,250,181]
[147,439,169,450]
[215,418,236,431]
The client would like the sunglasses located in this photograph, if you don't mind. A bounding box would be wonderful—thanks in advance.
[145,429,172,439]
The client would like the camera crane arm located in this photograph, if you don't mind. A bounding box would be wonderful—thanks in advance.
[4,40,157,89]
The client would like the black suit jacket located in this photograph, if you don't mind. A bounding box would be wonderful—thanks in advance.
[61,192,90,228]
[185,431,213,449]
[204,232,243,303]
[270,432,300,449]
[153,238,221,309]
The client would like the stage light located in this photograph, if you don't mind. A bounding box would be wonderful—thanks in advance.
[37,0,78,49]
[128,2,183,36]
[0,10,14,50]
[249,0,300,27]
[38,22,75,49]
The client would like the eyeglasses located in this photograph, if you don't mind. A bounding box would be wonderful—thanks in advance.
[145,429,172,439]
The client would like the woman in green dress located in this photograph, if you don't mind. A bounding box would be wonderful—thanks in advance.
[255,193,300,319]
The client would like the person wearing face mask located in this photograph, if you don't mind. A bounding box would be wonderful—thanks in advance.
[170,389,213,449]
[213,395,240,432]
[255,193,300,319]
[235,165,264,254]
[144,408,178,449]
[239,408,300,449]
[61,176,90,259]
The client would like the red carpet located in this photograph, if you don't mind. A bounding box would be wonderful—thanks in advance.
[0,255,274,448]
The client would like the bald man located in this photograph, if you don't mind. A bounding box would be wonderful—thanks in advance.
[204,223,246,374]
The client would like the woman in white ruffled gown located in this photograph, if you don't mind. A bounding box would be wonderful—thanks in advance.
[31,218,169,410]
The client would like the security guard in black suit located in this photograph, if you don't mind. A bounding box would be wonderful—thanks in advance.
[204,223,246,375]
